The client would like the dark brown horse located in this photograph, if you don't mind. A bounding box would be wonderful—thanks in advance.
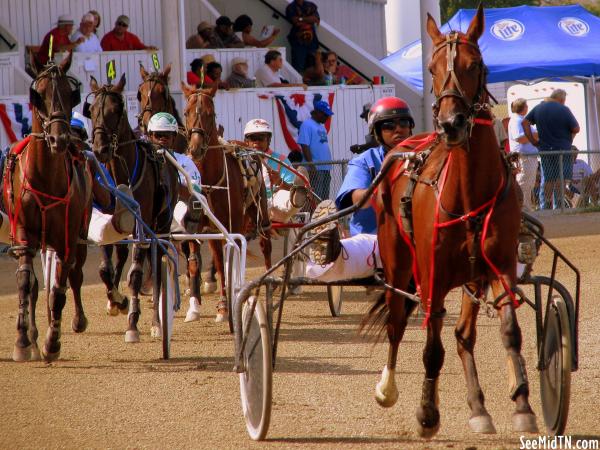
[3,54,92,362]
[181,83,272,321]
[87,74,178,342]
[369,6,537,437]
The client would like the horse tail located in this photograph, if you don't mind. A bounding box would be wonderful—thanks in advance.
[359,291,389,342]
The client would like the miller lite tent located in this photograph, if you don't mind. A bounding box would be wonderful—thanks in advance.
[382,5,600,91]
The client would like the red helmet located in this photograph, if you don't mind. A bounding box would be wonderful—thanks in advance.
[368,97,415,141]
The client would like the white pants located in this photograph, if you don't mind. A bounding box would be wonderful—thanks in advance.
[171,201,188,233]
[87,208,129,245]
[0,210,10,244]
[306,234,380,282]
[269,189,299,223]
[517,155,538,211]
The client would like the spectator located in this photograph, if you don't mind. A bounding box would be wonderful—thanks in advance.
[286,0,320,72]
[71,13,102,52]
[523,89,580,209]
[302,50,326,86]
[226,57,255,88]
[212,16,244,48]
[322,51,364,85]
[88,10,101,34]
[233,14,280,48]
[186,21,213,49]
[187,58,204,87]
[298,100,333,201]
[37,15,84,65]
[492,111,508,152]
[509,98,539,211]
[255,50,306,88]
[100,15,157,51]
[206,62,227,89]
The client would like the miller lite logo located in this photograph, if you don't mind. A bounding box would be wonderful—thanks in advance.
[558,17,589,37]
[401,42,421,60]
[490,19,525,41]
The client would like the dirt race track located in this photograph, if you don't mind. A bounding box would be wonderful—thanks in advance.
[1,212,599,449]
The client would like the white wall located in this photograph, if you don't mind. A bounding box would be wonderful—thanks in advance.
[385,0,420,55]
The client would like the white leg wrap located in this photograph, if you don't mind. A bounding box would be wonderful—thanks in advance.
[375,365,399,408]
[184,297,201,323]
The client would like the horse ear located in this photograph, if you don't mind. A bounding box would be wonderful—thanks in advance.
[140,64,149,80]
[59,51,73,73]
[163,64,171,78]
[30,52,42,76]
[181,81,193,98]
[90,75,100,92]
[466,3,485,42]
[426,13,443,44]
[114,73,126,92]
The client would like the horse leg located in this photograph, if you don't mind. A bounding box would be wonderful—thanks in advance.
[456,285,496,433]
[13,253,36,362]
[42,258,72,362]
[202,260,218,294]
[184,240,203,323]
[259,234,272,270]
[69,243,88,333]
[125,244,147,343]
[416,303,445,438]
[28,273,41,360]
[209,240,227,322]
[491,278,538,433]
[112,244,131,313]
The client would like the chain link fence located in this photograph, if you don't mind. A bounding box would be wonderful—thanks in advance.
[294,160,349,206]
[515,150,600,212]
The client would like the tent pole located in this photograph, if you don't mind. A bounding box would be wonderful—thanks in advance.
[592,77,600,159]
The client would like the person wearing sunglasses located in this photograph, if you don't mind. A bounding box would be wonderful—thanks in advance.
[100,15,157,51]
[306,97,415,282]
[243,118,310,225]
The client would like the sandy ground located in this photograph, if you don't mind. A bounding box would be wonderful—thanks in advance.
[0,212,599,449]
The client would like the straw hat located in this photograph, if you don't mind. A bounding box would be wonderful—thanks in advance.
[57,14,74,26]
[231,57,248,66]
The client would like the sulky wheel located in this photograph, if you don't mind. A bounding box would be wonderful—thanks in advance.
[540,294,572,436]
[327,286,343,317]
[225,248,236,334]
[239,295,272,441]
[159,256,175,360]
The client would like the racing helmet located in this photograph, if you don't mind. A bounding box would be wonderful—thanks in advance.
[71,111,88,140]
[148,112,178,133]
[368,97,414,143]
[244,118,272,137]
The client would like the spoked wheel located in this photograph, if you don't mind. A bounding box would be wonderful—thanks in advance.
[225,247,236,334]
[159,256,176,360]
[239,295,272,441]
[540,294,572,436]
[327,286,343,317]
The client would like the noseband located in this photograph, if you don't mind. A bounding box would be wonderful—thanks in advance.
[137,74,171,134]
[86,88,128,156]
[29,64,80,147]
[431,32,489,124]
[185,91,216,158]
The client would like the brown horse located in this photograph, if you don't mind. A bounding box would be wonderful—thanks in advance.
[3,54,92,362]
[181,83,272,321]
[87,74,178,342]
[369,6,537,437]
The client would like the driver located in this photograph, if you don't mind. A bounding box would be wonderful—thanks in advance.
[306,97,415,280]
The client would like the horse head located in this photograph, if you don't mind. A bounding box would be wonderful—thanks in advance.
[137,63,172,134]
[86,74,127,163]
[29,52,81,154]
[181,82,218,161]
[427,4,487,146]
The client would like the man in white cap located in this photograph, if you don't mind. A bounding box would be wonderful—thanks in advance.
[37,14,84,65]
[100,15,157,51]
[226,57,255,88]
[71,13,102,52]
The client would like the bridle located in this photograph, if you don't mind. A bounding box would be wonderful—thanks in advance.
[184,90,217,159]
[84,88,131,158]
[29,63,81,147]
[137,73,171,134]
[430,32,490,126]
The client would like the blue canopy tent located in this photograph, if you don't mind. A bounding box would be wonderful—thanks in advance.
[382,4,600,152]
[382,5,600,91]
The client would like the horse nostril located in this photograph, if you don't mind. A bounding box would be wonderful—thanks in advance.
[48,135,57,145]
[451,113,466,129]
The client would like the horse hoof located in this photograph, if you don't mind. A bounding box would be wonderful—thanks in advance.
[119,297,129,315]
[215,310,228,323]
[12,345,32,362]
[469,415,496,434]
[107,301,119,316]
[30,343,42,361]
[124,330,140,343]
[71,315,88,333]
[416,421,440,439]
[150,325,161,338]
[185,310,201,322]
[41,345,61,362]
[512,413,538,433]
[202,281,218,294]
[375,366,399,408]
